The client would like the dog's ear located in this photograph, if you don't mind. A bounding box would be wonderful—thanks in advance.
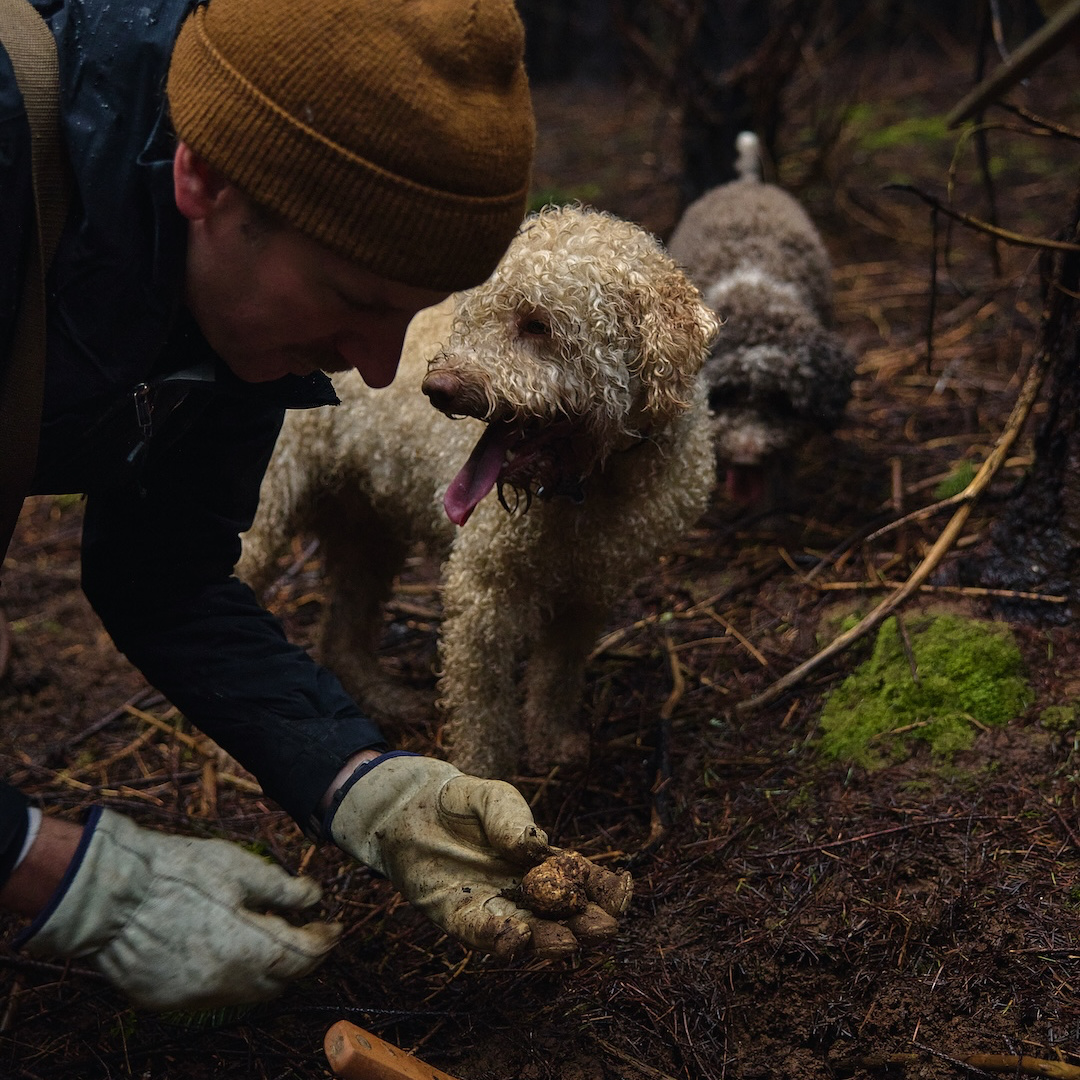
[788,329,857,425]
[630,268,721,425]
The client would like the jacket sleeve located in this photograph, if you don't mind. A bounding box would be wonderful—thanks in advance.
[0,41,34,390]
[0,782,30,890]
[0,50,41,857]
[79,394,387,835]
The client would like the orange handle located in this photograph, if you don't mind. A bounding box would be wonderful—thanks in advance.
[324,1019,464,1080]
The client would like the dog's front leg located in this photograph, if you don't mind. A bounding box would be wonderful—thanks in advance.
[520,602,606,772]
[315,501,427,724]
[439,549,529,779]
[237,417,318,596]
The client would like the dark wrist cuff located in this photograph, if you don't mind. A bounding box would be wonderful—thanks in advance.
[321,751,418,841]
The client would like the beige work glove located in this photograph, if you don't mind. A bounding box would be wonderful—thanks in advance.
[328,753,632,959]
[20,808,340,1011]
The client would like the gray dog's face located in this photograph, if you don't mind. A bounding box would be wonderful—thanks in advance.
[420,204,719,525]
[701,316,856,504]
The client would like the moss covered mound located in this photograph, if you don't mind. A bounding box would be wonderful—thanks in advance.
[818,614,1031,769]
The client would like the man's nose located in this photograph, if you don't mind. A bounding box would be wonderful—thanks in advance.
[336,322,409,388]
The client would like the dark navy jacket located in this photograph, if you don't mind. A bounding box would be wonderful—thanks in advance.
[0,0,387,850]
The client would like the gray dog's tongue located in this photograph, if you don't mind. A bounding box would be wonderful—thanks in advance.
[443,423,515,526]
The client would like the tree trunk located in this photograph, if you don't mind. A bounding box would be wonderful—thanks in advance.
[678,0,774,202]
[959,195,1080,625]
[516,0,621,83]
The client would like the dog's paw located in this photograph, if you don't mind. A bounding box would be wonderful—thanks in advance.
[524,728,590,774]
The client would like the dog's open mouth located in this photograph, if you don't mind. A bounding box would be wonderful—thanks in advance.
[444,419,584,526]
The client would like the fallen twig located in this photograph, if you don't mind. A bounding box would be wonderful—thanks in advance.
[594,1037,680,1080]
[263,536,320,603]
[62,687,165,751]
[815,580,1066,603]
[992,101,1080,141]
[659,632,685,723]
[863,490,968,543]
[833,1051,1080,1078]
[743,814,991,860]
[588,562,781,661]
[912,1041,1080,1079]
[964,1054,1080,1079]
[1042,793,1080,851]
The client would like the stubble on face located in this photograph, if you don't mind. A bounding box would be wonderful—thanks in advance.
[185,191,449,385]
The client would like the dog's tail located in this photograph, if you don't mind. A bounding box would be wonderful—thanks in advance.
[734,131,762,182]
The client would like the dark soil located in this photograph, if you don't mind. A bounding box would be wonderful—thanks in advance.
[3,30,1080,1080]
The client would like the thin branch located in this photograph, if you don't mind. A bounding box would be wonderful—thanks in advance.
[992,100,1080,140]
[963,1055,1080,1080]
[594,1038,681,1080]
[946,0,1080,127]
[888,184,1080,253]
[863,490,968,544]
[743,815,992,860]
[816,581,1066,604]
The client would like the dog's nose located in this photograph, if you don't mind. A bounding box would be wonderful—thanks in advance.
[421,370,462,413]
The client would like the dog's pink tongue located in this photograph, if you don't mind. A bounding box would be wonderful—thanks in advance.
[726,464,767,505]
[444,423,514,526]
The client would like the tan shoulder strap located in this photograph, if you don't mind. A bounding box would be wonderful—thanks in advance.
[0,0,71,564]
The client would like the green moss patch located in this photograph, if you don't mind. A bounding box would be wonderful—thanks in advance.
[1039,704,1078,733]
[818,614,1030,769]
[933,460,976,500]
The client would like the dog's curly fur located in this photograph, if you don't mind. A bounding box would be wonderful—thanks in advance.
[667,132,856,504]
[238,205,719,778]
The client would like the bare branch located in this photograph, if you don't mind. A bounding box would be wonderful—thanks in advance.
[887,183,1080,253]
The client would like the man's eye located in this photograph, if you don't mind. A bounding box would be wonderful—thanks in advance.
[522,318,550,336]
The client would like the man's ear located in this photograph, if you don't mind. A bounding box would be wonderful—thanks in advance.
[173,141,229,221]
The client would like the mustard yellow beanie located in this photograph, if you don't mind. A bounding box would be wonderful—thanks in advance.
[167,0,535,291]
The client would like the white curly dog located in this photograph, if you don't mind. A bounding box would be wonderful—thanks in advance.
[239,204,719,778]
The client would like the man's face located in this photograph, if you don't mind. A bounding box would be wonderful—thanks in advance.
[176,146,450,386]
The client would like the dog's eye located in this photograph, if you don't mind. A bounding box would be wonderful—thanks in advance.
[521,317,551,337]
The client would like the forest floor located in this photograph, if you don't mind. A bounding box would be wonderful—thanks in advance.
[2,28,1080,1080]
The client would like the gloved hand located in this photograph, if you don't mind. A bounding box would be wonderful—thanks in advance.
[327,753,632,959]
[19,807,340,1010]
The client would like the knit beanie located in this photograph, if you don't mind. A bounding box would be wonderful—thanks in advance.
[167,0,535,292]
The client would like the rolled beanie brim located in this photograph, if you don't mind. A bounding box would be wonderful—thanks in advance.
[167,3,534,292]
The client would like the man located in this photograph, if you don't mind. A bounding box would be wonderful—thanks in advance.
[0,0,627,1011]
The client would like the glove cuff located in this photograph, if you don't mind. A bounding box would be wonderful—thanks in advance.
[15,805,104,949]
[17,807,156,959]
[321,751,419,841]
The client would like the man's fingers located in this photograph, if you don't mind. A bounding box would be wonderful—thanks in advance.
[260,915,343,978]
[224,846,325,911]
[438,776,550,861]
[566,902,619,947]
[440,893,533,959]
[582,862,633,917]
[526,917,579,959]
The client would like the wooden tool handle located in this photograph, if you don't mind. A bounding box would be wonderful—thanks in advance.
[324,1020,464,1080]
